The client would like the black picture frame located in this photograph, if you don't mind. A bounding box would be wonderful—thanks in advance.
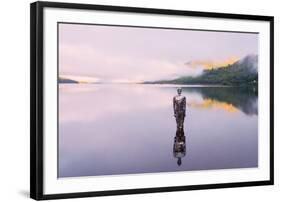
[30,1,274,200]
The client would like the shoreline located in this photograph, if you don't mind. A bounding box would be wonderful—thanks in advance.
[58,82,257,88]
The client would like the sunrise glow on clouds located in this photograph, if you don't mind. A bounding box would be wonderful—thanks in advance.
[185,56,239,70]
[59,23,258,83]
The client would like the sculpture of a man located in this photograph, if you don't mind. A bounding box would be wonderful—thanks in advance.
[173,87,186,130]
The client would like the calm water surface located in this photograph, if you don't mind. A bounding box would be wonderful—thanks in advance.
[58,84,258,178]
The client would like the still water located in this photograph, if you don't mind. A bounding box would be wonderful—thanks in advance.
[58,84,258,178]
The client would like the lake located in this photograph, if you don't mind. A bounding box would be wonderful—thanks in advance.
[58,84,258,178]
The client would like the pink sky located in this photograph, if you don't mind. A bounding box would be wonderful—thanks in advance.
[59,23,258,83]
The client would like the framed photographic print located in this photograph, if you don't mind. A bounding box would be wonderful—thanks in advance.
[30,1,274,200]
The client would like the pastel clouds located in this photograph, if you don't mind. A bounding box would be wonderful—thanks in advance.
[59,23,258,82]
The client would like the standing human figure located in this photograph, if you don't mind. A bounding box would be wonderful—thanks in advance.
[173,88,186,131]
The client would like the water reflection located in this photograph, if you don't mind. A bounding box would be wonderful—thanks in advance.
[182,86,258,115]
[59,84,258,178]
[173,128,186,166]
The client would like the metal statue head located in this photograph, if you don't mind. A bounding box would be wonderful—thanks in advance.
[177,87,182,95]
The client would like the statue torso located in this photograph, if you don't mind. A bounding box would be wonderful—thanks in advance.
[173,95,186,115]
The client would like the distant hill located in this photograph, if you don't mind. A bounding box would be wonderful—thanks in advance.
[59,77,78,84]
[144,55,258,86]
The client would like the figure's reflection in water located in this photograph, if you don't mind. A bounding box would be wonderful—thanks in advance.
[173,87,187,166]
[173,129,186,166]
